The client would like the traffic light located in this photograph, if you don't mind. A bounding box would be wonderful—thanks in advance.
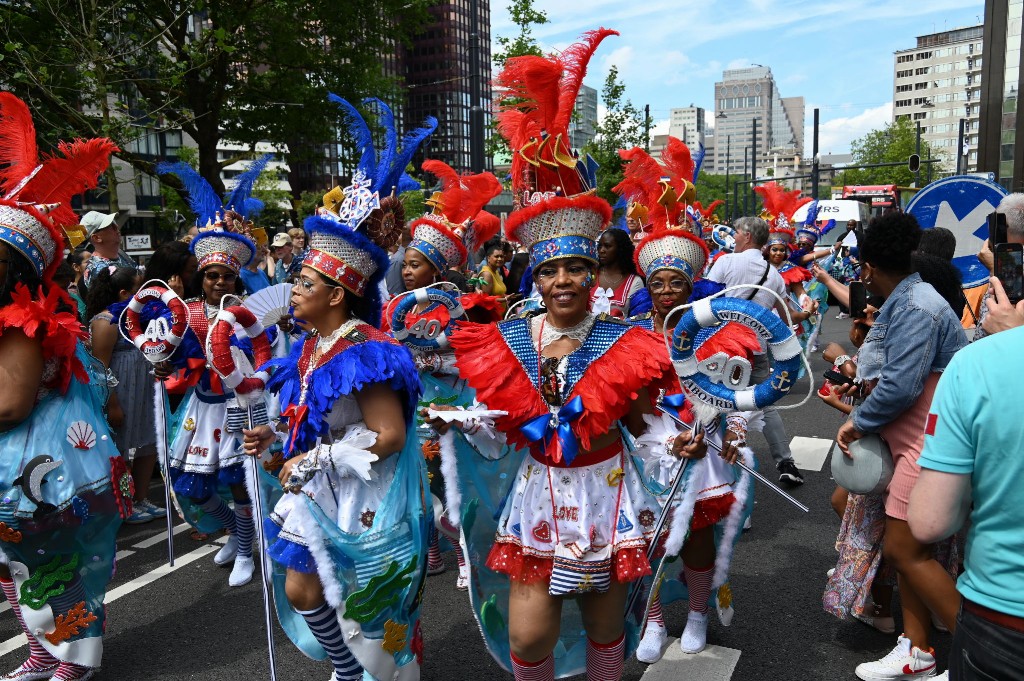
[908,154,921,173]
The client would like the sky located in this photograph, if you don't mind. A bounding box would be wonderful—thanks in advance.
[489,0,986,156]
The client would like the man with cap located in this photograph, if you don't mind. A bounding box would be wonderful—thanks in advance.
[82,210,138,287]
[269,231,294,283]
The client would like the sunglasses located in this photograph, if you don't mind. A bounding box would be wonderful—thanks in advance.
[649,279,689,293]
[204,270,238,282]
[295,276,340,294]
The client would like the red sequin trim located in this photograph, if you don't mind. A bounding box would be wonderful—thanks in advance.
[486,542,651,584]
[691,493,736,532]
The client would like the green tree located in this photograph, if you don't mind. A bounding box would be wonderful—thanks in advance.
[583,65,651,204]
[0,0,430,208]
[489,0,549,160]
[833,117,943,187]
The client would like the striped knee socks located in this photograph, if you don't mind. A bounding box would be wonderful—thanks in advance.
[298,602,362,681]
[510,651,554,681]
[0,577,58,671]
[198,495,237,533]
[684,563,714,615]
[586,632,625,681]
[233,502,254,558]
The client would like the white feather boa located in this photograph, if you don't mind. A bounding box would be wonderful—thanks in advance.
[439,430,462,526]
[712,445,754,589]
[662,458,704,557]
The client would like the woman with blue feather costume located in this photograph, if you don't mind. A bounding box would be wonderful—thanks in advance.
[243,96,435,681]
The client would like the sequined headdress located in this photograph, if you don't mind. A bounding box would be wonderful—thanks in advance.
[408,159,502,272]
[614,136,700,235]
[767,227,795,248]
[634,228,709,284]
[189,229,256,273]
[497,29,617,268]
[793,200,836,246]
[304,95,436,326]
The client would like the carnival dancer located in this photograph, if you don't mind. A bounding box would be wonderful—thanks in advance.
[765,226,819,356]
[619,159,755,661]
[383,158,503,588]
[241,94,433,681]
[0,92,124,681]
[422,29,717,681]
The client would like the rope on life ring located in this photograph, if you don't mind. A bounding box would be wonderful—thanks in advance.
[122,282,188,364]
[208,303,272,396]
[390,286,465,350]
[670,296,803,411]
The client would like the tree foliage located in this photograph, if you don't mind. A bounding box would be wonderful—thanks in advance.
[833,117,943,187]
[0,0,430,210]
[489,0,549,160]
[583,66,651,204]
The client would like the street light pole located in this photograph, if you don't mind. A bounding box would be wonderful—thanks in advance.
[751,117,758,189]
[914,120,922,188]
[724,134,731,220]
[811,108,820,200]
[468,0,485,172]
[956,117,965,175]
[742,146,749,217]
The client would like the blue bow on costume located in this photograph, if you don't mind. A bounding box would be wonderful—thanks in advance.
[520,396,585,465]
[660,392,688,418]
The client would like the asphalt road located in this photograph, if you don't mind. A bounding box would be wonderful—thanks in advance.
[0,316,956,680]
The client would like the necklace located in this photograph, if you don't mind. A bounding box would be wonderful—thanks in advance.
[298,317,363,404]
[536,312,595,350]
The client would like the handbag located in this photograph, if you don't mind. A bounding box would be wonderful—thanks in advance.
[830,433,894,495]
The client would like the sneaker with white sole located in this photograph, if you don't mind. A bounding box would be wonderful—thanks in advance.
[229,555,255,587]
[679,610,709,654]
[214,535,238,566]
[635,621,668,663]
[1,659,59,680]
[139,499,167,519]
[777,459,805,485]
[855,634,937,680]
[125,504,157,525]
[456,564,470,590]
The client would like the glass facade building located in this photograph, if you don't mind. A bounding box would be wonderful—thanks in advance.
[979,0,1023,190]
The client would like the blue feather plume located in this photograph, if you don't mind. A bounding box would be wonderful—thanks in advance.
[242,197,265,218]
[801,200,818,226]
[609,195,628,231]
[328,93,378,181]
[364,98,398,192]
[223,153,273,219]
[388,115,438,196]
[692,142,706,185]
[154,161,222,226]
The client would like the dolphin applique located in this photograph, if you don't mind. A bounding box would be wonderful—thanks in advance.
[12,455,62,517]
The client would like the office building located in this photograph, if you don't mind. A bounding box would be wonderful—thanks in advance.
[893,25,984,174]
[712,67,804,177]
[978,0,1022,190]
[569,84,599,149]
[669,106,706,148]
[402,0,492,171]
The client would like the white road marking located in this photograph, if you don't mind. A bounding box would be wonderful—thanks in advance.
[789,436,833,472]
[641,640,741,680]
[131,521,190,549]
[0,542,219,658]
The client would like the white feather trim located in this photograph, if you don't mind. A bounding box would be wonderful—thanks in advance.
[634,412,685,489]
[439,430,462,527]
[663,458,704,557]
[712,446,754,589]
[324,426,378,481]
[293,497,344,609]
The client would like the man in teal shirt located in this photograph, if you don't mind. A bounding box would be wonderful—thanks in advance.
[910,300,1024,681]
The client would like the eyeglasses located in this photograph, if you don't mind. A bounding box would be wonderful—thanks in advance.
[204,270,238,282]
[295,276,340,294]
[649,279,689,293]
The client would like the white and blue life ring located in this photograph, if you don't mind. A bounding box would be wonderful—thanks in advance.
[390,287,466,350]
[670,296,803,411]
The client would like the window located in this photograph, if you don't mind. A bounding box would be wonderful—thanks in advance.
[915,67,930,75]
[896,99,912,107]
[915,82,929,90]
[897,54,913,63]
[916,51,932,60]
[896,84,913,92]
[913,112,927,120]
[896,69,913,78]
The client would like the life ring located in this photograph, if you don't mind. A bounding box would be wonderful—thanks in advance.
[208,305,272,395]
[670,296,802,411]
[123,284,188,363]
[390,287,465,350]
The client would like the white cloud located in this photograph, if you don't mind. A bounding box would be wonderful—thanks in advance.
[815,102,893,154]
[650,118,671,136]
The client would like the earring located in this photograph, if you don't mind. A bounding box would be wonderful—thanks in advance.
[582,274,593,288]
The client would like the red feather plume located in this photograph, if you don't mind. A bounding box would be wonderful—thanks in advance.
[753,182,812,223]
[467,210,500,252]
[421,159,502,226]
[693,200,724,219]
[553,28,619,133]
[20,138,120,227]
[0,92,41,195]
[661,137,694,185]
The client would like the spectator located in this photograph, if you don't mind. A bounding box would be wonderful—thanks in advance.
[705,216,809,485]
[909,323,1024,681]
[385,222,412,296]
[53,258,86,322]
[977,193,1024,339]
[917,227,957,262]
[82,211,138,287]
[590,228,644,318]
[145,240,199,299]
[269,232,294,284]
[835,211,967,681]
[239,242,272,294]
[476,237,507,298]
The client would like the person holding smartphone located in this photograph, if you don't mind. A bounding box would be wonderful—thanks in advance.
[975,194,1024,340]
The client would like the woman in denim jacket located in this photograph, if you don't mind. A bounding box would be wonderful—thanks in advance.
[836,211,967,681]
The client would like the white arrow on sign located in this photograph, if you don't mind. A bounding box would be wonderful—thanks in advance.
[934,199,995,259]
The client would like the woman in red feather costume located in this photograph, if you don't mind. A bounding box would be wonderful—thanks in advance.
[0,93,124,681]
[424,30,710,681]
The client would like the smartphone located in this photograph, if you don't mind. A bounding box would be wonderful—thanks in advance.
[823,369,855,386]
[849,280,867,319]
[994,242,1024,305]
[990,211,1008,246]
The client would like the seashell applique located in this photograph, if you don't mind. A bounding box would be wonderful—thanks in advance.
[66,421,97,450]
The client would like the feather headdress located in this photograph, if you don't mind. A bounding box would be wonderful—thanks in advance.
[794,199,836,246]
[753,182,812,230]
[0,92,118,279]
[223,153,274,220]
[407,159,502,271]
[613,136,699,233]
[496,29,617,268]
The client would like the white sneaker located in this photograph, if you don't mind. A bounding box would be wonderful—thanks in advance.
[679,610,709,654]
[743,516,752,531]
[229,555,255,587]
[635,621,668,663]
[456,564,470,590]
[853,611,897,635]
[827,567,836,578]
[933,673,948,680]
[0,659,59,680]
[214,535,238,565]
[855,635,937,680]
